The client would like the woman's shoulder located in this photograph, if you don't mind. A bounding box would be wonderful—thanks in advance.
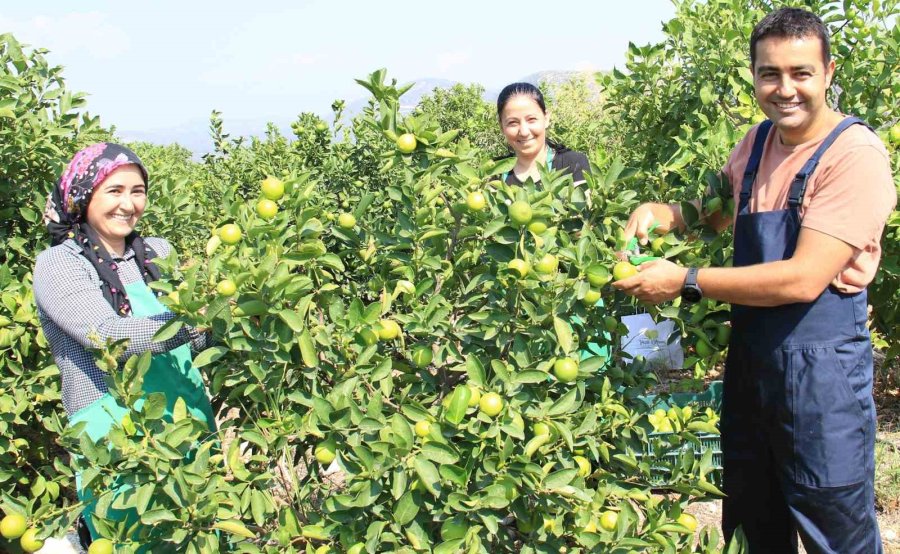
[143,237,173,258]
[34,240,96,290]
[553,148,589,165]
[35,239,87,269]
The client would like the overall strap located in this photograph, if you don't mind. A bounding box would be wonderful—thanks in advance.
[788,117,867,208]
[739,120,773,212]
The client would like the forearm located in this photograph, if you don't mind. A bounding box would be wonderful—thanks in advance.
[88,311,202,359]
[696,261,823,307]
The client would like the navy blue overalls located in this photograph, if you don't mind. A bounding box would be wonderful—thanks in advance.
[721,118,883,553]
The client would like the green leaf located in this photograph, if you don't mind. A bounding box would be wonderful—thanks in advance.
[277,309,304,332]
[421,442,460,465]
[393,491,419,525]
[554,317,574,354]
[298,329,317,367]
[444,385,471,426]
[547,386,581,416]
[413,456,441,497]
[142,392,167,420]
[544,468,577,489]
[152,318,184,343]
[513,370,550,384]
[465,355,486,386]
[434,539,465,554]
[141,508,178,524]
[193,346,228,368]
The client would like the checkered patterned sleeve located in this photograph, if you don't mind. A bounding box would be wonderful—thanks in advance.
[34,240,205,359]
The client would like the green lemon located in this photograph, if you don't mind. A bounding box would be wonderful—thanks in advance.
[216,279,236,297]
[337,212,356,229]
[396,133,417,153]
[534,254,559,275]
[479,392,503,417]
[599,511,618,532]
[553,358,578,383]
[256,198,278,219]
[612,261,638,281]
[410,344,433,368]
[466,191,486,211]
[508,200,533,226]
[414,420,431,438]
[314,439,337,465]
[0,513,26,539]
[260,176,285,200]
[507,258,530,278]
[219,224,242,245]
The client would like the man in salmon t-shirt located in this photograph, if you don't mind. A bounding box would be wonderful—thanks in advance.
[613,7,895,553]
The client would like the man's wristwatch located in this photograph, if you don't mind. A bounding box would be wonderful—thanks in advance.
[681,267,703,303]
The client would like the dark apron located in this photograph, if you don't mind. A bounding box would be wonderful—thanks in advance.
[721,118,882,553]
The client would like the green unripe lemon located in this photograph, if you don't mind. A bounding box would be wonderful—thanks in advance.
[599,511,618,532]
[553,358,578,383]
[256,198,278,219]
[612,261,638,281]
[219,224,242,245]
[585,264,611,287]
[0,513,26,539]
[507,258,530,278]
[88,538,114,554]
[216,279,236,297]
[508,200,533,226]
[396,133,417,154]
[410,345,433,368]
[19,528,44,553]
[260,176,285,200]
[414,420,431,438]
[479,392,504,417]
[466,191,486,211]
[337,212,357,229]
[314,439,337,465]
[376,319,401,341]
[534,254,559,275]
[582,289,602,306]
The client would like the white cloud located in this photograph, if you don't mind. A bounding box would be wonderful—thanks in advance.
[0,12,130,60]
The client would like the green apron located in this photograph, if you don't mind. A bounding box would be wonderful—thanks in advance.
[504,148,612,367]
[71,281,216,539]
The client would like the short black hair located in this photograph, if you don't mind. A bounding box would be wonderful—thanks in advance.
[750,7,830,67]
[496,82,547,120]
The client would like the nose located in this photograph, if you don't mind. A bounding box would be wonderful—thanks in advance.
[518,124,531,138]
[775,74,796,98]
[118,194,134,212]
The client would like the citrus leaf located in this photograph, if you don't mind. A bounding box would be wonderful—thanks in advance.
[193,346,228,368]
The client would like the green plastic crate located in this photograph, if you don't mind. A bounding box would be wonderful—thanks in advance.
[636,381,723,487]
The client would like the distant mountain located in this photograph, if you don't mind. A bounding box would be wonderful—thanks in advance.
[121,71,597,157]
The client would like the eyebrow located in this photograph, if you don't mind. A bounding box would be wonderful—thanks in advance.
[755,64,817,72]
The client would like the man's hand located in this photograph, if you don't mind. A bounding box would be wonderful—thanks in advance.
[612,259,688,304]
[619,203,685,260]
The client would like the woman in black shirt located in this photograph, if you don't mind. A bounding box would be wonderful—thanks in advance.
[496,82,589,186]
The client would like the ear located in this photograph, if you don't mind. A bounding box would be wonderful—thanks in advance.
[824,58,835,88]
[544,111,551,129]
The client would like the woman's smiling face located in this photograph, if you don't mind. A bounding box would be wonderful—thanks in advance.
[85,164,147,251]
[500,94,550,159]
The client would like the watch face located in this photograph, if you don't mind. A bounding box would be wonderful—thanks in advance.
[682,286,702,303]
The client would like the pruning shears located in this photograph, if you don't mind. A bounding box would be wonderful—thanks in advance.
[626,222,661,266]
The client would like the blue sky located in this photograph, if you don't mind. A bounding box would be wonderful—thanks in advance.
[1,1,675,147]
